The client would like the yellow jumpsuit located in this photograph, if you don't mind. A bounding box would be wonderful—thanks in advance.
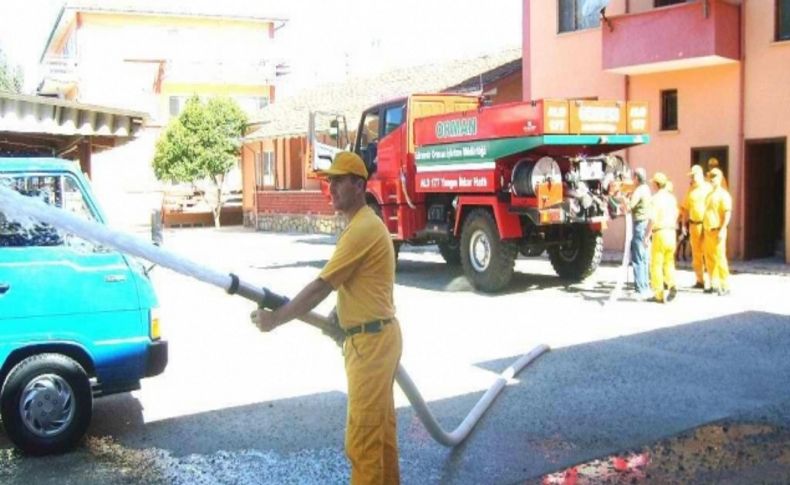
[319,205,402,485]
[681,180,712,286]
[702,186,733,291]
[650,188,679,301]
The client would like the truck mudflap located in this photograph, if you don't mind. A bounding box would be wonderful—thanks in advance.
[145,340,168,377]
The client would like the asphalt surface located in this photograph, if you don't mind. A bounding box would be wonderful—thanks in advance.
[1,226,789,484]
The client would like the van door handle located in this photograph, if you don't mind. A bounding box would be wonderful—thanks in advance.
[104,274,127,283]
[0,283,9,294]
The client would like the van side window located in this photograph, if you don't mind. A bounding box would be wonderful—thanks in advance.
[0,174,98,249]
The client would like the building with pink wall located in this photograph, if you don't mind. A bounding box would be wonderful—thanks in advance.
[523,0,789,263]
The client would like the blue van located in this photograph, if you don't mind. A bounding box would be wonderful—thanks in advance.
[0,158,167,455]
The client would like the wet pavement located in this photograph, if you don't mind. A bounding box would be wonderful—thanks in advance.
[1,227,789,484]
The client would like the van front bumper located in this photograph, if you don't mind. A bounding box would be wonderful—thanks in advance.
[145,340,168,377]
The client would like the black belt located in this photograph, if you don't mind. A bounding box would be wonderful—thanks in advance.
[344,318,392,337]
[689,220,702,225]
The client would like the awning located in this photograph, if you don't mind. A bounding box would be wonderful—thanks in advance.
[0,92,146,158]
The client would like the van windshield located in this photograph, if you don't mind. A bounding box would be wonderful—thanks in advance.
[0,174,97,248]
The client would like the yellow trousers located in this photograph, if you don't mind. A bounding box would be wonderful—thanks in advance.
[650,229,676,301]
[688,223,706,285]
[344,320,402,485]
[703,229,730,290]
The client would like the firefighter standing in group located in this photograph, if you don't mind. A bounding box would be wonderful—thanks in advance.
[702,167,732,296]
[681,165,712,289]
[250,152,403,484]
[645,172,679,303]
[626,167,653,299]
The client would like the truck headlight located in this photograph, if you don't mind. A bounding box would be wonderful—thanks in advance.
[149,308,162,340]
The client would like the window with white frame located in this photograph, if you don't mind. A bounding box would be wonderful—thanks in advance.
[558,0,601,33]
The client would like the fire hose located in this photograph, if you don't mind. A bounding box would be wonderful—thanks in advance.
[0,186,549,447]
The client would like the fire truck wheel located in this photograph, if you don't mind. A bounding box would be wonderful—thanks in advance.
[460,209,517,292]
[548,225,603,281]
[438,238,461,265]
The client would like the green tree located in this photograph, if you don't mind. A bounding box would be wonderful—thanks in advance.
[0,47,24,93]
[153,96,248,228]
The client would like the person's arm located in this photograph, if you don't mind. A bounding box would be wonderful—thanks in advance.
[719,210,732,241]
[251,278,333,332]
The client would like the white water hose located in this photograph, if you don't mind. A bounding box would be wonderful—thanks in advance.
[0,186,548,447]
[607,212,633,305]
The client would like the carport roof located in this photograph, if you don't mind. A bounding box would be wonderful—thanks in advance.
[0,92,146,158]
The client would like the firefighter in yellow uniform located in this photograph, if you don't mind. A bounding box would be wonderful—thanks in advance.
[646,172,679,302]
[250,152,402,484]
[680,165,712,289]
[703,167,732,296]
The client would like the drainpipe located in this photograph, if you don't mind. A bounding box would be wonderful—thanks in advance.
[623,0,630,174]
[523,0,531,101]
[736,0,746,259]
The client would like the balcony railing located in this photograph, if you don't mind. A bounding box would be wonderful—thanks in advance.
[602,0,740,75]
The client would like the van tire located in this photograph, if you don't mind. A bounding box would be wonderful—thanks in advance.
[1,353,93,455]
[460,209,517,292]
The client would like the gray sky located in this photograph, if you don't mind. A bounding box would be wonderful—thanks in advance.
[0,0,522,95]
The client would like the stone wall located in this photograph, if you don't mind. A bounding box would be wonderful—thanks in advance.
[249,212,346,235]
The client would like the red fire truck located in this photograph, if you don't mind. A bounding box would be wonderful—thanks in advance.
[310,95,649,292]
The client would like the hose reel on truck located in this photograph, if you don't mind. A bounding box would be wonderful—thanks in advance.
[511,156,562,197]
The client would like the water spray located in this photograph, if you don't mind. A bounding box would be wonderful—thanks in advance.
[0,186,548,446]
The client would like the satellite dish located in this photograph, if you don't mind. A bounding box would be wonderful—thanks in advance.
[581,0,611,17]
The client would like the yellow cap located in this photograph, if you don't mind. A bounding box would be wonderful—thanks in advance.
[317,151,368,179]
[688,164,703,176]
[651,172,669,187]
[709,167,723,180]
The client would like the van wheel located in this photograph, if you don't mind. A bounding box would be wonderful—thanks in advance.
[1,353,93,455]
[460,209,517,292]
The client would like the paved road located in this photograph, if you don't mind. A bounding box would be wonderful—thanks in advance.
[1,227,789,484]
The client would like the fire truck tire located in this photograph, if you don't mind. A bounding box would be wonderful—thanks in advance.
[460,209,517,292]
[438,238,461,265]
[548,225,603,281]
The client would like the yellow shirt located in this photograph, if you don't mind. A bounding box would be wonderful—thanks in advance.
[650,188,679,231]
[681,180,712,223]
[319,205,395,329]
[702,186,732,231]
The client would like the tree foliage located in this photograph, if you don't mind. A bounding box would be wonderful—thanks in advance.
[153,96,248,227]
[0,47,24,93]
